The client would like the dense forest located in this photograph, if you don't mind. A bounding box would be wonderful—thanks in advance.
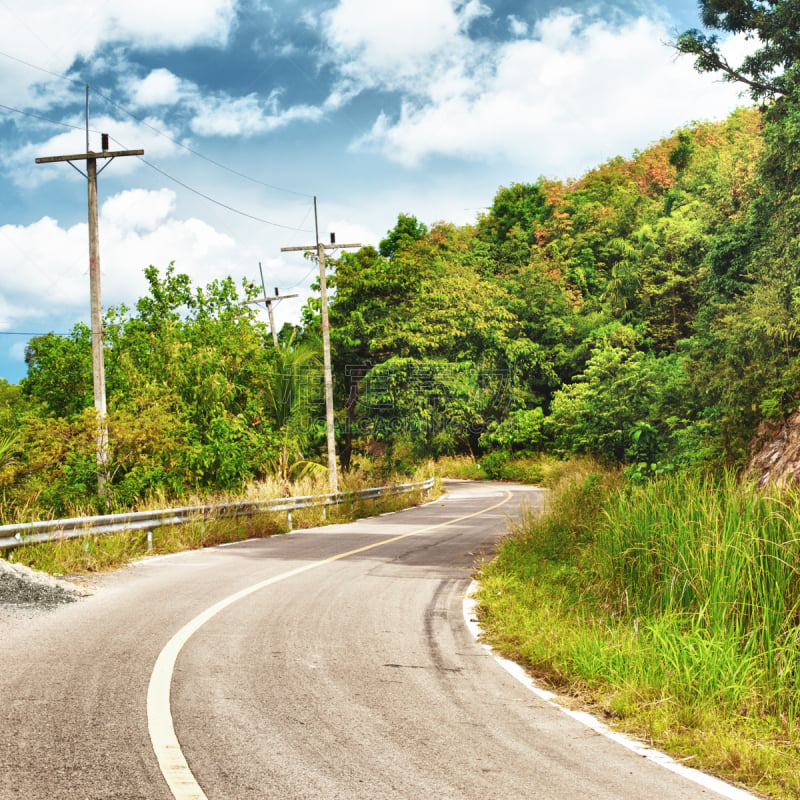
[326,105,767,476]
[3,0,800,520]
[0,103,783,517]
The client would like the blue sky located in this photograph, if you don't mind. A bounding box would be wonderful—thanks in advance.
[0,0,752,383]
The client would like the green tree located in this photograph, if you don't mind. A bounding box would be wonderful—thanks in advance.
[0,378,26,431]
[676,0,800,101]
[673,5,800,459]
[546,331,691,463]
[688,283,800,465]
[107,265,281,491]
[0,379,25,488]
[330,220,522,465]
[328,242,425,468]
[22,324,92,418]
[14,264,301,511]
[378,213,428,259]
[479,407,545,454]
[476,182,551,271]
[263,337,324,483]
[361,358,499,458]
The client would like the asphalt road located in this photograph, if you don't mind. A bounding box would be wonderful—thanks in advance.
[0,481,757,799]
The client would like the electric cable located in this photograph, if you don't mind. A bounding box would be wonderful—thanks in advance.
[132,152,314,233]
[0,102,87,132]
[0,48,315,199]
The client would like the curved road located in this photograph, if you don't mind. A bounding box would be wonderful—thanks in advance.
[0,481,755,799]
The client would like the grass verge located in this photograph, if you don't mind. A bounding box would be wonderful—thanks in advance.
[476,463,800,800]
[430,452,582,487]
[4,472,440,576]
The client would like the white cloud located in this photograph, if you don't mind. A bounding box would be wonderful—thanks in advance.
[0,187,320,377]
[508,15,529,37]
[0,190,243,337]
[101,188,177,232]
[103,0,236,49]
[0,54,78,110]
[0,0,236,59]
[123,69,325,138]
[349,13,753,177]
[128,69,188,107]
[0,1,236,108]
[101,217,239,303]
[323,0,490,90]
[0,217,91,323]
[190,92,323,137]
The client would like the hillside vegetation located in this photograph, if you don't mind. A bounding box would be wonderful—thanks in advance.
[0,102,793,517]
[327,106,771,478]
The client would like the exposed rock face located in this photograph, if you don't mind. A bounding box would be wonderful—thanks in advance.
[747,408,800,488]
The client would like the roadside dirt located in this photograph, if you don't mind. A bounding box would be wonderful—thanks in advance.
[0,557,90,620]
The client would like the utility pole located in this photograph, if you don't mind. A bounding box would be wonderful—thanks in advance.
[35,88,143,494]
[281,197,360,494]
[243,263,298,349]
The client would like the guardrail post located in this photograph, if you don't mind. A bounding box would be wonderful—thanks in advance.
[0,478,430,551]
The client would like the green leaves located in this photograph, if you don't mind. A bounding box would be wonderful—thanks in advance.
[675,1,800,101]
[22,324,93,418]
[378,213,428,259]
[355,357,495,457]
[11,265,324,514]
[476,182,551,271]
[547,338,690,463]
[480,408,545,454]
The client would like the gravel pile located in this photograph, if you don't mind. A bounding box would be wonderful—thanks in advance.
[0,558,87,608]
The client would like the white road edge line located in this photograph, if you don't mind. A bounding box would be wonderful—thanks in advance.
[147,560,324,800]
[148,492,513,800]
[462,581,759,800]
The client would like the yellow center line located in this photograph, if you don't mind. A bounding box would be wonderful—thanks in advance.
[147,491,513,800]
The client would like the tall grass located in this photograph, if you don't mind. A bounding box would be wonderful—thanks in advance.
[429,452,598,488]
[594,472,800,719]
[477,466,800,798]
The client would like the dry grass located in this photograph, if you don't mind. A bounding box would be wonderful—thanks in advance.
[4,470,440,575]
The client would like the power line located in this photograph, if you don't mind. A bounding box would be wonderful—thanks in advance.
[133,153,314,233]
[0,48,74,83]
[0,59,318,232]
[0,102,87,131]
[0,47,315,200]
[0,331,72,336]
[0,100,314,236]
[288,263,321,291]
[95,91,314,199]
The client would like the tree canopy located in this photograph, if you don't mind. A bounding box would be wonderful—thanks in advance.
[676,0,800,101]
[10,3,800,515]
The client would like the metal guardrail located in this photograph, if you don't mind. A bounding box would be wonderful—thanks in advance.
[0,478,436,551]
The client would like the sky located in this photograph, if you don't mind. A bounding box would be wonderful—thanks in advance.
[0,0,754,383]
